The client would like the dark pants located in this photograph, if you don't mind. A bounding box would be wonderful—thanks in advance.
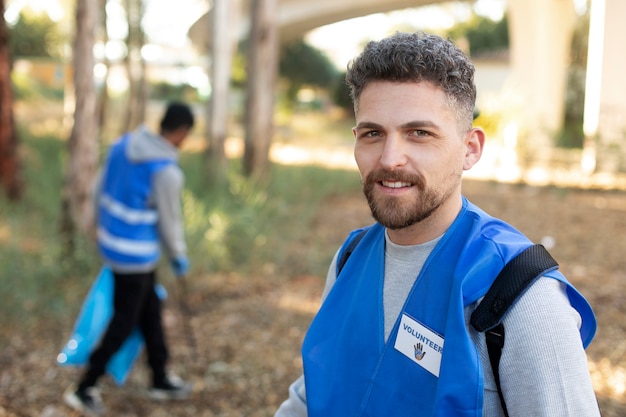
[78,270,168,389]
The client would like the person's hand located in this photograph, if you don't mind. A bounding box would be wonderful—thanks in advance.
[171,256,189,278]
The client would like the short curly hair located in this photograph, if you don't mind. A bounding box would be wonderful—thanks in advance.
[346,32,476,131]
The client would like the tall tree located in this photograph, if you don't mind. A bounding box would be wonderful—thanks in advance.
[60,0,99,250]
[122,0,147,132]
[96,0,111,132]
[243,0,278,178]
[0,0,22,200]
[205,0,239,187]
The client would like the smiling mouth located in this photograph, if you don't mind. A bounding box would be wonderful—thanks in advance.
[381,181,412,189]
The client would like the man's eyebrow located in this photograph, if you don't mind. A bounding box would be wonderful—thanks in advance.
[354,121,383,130]
[400,120,441,130]
[354,120,442,130]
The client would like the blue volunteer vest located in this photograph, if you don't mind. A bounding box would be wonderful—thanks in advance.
[97,134,174,268]
[302,198,596,417]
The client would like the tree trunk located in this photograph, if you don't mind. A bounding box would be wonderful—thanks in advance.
[205,0,239,187]
[123,0,147,133]
[0,0,22,200]
[96,0,110,135]
[60,0,99,251]
[243,0,278,178]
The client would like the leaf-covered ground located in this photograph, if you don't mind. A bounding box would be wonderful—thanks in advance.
[2,178,626,417]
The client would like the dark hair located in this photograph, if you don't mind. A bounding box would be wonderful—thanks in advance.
[346,32,476,130]
[160,102,195,132]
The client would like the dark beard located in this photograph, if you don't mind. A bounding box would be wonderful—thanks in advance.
[362,169,444,230]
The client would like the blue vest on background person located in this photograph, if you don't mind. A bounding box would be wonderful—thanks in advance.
[302,197,596,417]
[97,134,174,270]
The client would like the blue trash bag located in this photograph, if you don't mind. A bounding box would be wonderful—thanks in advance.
[57,266,167,386]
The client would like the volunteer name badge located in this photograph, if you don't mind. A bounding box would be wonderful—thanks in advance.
[394,313,444,377]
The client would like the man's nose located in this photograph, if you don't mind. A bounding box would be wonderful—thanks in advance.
[379,134,408,170]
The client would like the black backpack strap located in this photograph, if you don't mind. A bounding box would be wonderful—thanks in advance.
[485,323,507,416]
[336,227,369,275]
[470,244,558,416]
[471,244,559,332]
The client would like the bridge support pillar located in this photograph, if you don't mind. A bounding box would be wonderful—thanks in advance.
[584,0,626,173]
[506,0,575,156]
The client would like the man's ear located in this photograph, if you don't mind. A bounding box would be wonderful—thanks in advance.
[463,127,485,170]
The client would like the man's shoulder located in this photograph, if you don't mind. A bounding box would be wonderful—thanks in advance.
[463,199,532,249]
[127,127,178,163]
[153,164,183,186]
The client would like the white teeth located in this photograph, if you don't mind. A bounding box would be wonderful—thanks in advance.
[382,181,411,188]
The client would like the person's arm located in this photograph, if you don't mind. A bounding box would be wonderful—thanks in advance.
[488,278,600,416]
[153,165,187,259]
[274,375,308,417]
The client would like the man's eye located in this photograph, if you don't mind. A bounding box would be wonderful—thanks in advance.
[411,130,429,137]
[363,130,381,137]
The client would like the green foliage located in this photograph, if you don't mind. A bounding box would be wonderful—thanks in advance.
[0,132,100,328]
[446,14,509,56]
[570,11,590,69]
[556,118,584,149]
[150,81,203,103]
[558,11,590,149]
[236,39,339,108]
[473,109,501,139]
[11,68,65,100]
[279,39,339,102]
[9,10,62,58]
[558,67,586,149]
[179,153,360,276]
[230,49,248,88]
[332,71,353,113]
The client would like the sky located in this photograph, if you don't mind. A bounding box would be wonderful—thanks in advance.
[140,0,208,47]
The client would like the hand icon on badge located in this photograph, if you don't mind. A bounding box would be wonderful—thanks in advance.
[414,343,426,361]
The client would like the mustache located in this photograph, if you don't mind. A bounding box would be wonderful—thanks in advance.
[364,169,426,190]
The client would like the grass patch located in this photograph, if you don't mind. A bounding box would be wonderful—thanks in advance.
[180,151,360,276]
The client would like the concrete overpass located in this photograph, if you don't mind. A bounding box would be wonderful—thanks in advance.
[189,0,456,46]
[189,0,626,175]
